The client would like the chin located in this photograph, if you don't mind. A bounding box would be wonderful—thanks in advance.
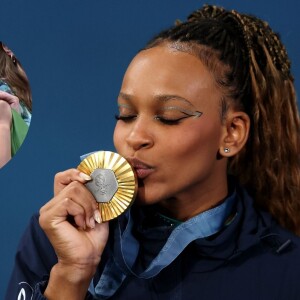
[134,190,155,206]
[134,184,167,207]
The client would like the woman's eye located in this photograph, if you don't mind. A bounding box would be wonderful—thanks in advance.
[154,116,189,125]
[115,114,191,125]
[115,114,136,122]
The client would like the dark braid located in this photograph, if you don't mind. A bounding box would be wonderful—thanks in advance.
[189,6,291,76]
[145,5,300,234]
[146,8,251,111]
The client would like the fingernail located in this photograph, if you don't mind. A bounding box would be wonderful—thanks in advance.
[94,210,102,224]
[79,172,92,181]
[89,216,95,229]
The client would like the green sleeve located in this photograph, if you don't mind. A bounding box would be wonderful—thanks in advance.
[10,109,28,156]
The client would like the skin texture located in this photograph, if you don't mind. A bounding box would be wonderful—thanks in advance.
[114,45,249,220]
[0,100,12,167]
[0,91,21,168]
[40,169,109,300]
[39,44,249,299]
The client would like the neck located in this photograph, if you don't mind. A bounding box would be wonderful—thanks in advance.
[159,177,229,221]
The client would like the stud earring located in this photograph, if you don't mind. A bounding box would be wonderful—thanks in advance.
[224,148,230,153]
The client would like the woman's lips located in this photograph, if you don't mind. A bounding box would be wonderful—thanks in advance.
[127,158,154,179]
[135,168,154,179]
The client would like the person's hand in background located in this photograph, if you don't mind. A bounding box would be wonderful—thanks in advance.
[0,91,21,114]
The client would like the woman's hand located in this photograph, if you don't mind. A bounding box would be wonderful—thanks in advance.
[0,91,21,113]
[39,169,109,300]
[53,168,93,196]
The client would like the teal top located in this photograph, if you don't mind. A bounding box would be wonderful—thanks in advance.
[0,79,32,126]
[0,79,31,156]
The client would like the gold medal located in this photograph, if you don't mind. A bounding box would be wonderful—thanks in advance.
[77,151,137,221]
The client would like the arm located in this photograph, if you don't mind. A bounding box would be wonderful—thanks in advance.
[0,100,12,167]
[0,90,22,167]
[6,169,109,300]
[40,169,109,300]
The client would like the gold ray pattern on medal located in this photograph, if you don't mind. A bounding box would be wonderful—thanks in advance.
[77,151,137,221]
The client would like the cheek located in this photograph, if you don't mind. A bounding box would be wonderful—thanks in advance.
[170,122,222,158]
[113,123,133,156]
[113,123,123,152]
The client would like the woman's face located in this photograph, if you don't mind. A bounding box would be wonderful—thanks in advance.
[114,45,229,215]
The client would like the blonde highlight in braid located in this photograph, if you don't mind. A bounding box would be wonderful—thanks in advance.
[231,42,300,233]
[145,5,300,234]
[225,9,300,234]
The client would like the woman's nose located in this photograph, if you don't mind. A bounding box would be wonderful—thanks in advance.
[125,120,154,151]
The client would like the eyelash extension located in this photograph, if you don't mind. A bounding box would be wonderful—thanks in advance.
[115,114,187,125]
[115,112,202,125]
[115,114,135,122]
[154,115,191,125]
[117,103,202,119]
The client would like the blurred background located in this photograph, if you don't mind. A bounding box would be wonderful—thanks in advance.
[0,0,299,297]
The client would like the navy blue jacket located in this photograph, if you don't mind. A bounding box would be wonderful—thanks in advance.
[6,186,300,299]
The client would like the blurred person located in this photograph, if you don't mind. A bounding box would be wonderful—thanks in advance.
[0,42,32,168]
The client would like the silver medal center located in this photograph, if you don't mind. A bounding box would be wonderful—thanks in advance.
[85,168,118,203]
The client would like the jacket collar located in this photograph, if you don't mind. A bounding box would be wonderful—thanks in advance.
[90,183,294,299]
[189,186,293,272]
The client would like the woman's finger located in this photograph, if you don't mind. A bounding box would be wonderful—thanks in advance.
[0,91,20,112]
[43,181,99,229]
[40,197,86,231]
[0,90,16,101]
[63,181,98,228]
[54,168,92,195]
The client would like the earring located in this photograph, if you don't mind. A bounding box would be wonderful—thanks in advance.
[224,148,230,153]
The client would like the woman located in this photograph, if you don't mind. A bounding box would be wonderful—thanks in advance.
[0,42,32,168]
[6,4,300,299]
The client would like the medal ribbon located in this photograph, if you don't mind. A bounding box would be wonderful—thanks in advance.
[115,190,236,279]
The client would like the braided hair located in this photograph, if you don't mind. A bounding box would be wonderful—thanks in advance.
[145,5,300,234]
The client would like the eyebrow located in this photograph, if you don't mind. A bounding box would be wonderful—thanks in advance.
[118,92,194,107]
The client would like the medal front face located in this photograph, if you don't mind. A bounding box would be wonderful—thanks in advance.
[77,151,137,221]
[85,168,118,203]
